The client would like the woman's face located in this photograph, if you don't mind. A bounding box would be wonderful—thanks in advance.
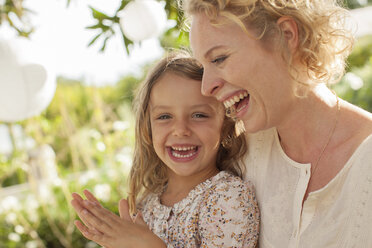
[190,13,295,133]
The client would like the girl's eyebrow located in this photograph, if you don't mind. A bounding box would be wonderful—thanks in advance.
[151,104,215,111]
[150,105,170,112]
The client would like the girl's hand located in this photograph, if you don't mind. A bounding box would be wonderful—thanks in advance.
[71,190,165,248]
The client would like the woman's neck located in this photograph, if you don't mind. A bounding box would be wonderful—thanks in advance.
[276,84,340,163]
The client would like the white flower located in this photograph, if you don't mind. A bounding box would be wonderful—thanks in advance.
[8,232,21,242]
[96,142,106,152]
[93,184,111,202]
[53,178,63,187]
[1,196,21,212]
[15,225,25,234]
[25,240,39,248]
[27,210,39,223]
[88,129,102,140]
[26,195,40,210]
[5,212,17,224]
[113,121,130,132]
[79,170,97,185]
[38,182,52,200]
[115,153,133,167]
[85,241,99,248]
[344,72,364,90]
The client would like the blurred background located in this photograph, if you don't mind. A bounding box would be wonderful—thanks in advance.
[0,0,371,247]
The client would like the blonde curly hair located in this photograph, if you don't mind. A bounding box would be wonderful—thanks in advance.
[128,51,247,214]
[180,0,354,85]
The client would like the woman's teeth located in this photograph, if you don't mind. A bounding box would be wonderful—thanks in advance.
[223,92,248,108]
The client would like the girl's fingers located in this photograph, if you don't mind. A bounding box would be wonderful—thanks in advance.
[74,220,102,235]
[83,190,101,205]
[119,198,131,222]
[83,200,121,225]
[72,192,84,202]
[79,205,113,233]
[71,198,84,213]
[74,220,107,245]
[72,199,111,233]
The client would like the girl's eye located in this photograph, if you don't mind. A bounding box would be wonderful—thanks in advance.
[157,114,171,120]
[211,55,227,64]
[192,113,208,119]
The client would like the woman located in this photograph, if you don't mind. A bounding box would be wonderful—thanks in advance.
[183,0,372,247]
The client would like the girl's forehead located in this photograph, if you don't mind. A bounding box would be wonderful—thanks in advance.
[149,73,223,111]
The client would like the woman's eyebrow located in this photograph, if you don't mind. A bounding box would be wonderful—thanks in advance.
[204,45,226,59]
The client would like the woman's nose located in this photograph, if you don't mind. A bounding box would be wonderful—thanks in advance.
[201,69,223,97]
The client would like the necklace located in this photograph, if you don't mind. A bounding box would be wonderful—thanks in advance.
[310,95,341,178]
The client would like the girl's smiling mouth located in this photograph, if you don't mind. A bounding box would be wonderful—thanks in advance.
[167,145,200,162]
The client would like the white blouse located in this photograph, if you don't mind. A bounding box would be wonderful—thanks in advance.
[244,128,372,248]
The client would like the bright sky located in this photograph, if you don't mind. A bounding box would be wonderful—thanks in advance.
[0,0,164,86]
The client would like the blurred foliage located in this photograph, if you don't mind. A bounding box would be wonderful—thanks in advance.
[333,35,372,112]
[0,73,141,247]
[344,0,372,8]
[0,0,33,36]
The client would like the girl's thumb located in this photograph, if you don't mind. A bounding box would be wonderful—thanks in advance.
[133,211,147,228]
[118,198,131,222]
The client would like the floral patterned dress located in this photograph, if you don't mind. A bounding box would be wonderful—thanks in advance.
[139,171,260,248]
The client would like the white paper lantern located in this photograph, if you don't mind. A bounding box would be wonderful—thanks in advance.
[119,0,167,42]
[0,38,56,122]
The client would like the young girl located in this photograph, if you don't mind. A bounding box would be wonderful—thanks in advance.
[71,52,259,248]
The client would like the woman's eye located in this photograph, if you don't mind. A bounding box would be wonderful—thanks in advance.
[211,56,227,64]
[192,113,208,118]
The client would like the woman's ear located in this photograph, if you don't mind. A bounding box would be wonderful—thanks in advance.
[276,16,299,54]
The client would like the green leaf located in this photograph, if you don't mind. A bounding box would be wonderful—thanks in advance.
[89,6,110,21]
[100,36,110,52]
[88,33,102,46]
[86,24,102,30]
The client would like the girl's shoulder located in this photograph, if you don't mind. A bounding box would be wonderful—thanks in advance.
[198,171,260,246]
[202,171,257,206]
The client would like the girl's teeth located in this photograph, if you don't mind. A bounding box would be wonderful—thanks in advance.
[240,93,244,99]
[172,146,195,151]
[172,151,196,158]
[234,96,240,102]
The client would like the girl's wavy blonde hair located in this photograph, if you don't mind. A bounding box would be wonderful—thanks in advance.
[128,51,247,214]
[180,0,354,85]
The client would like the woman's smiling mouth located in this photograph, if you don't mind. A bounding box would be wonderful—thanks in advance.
[223,91,250,119]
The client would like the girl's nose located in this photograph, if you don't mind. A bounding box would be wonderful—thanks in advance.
[172,120,191,137]
[201,69,223,97]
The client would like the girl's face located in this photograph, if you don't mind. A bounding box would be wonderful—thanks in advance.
[190,13,296,133]
[149,72,224,178]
